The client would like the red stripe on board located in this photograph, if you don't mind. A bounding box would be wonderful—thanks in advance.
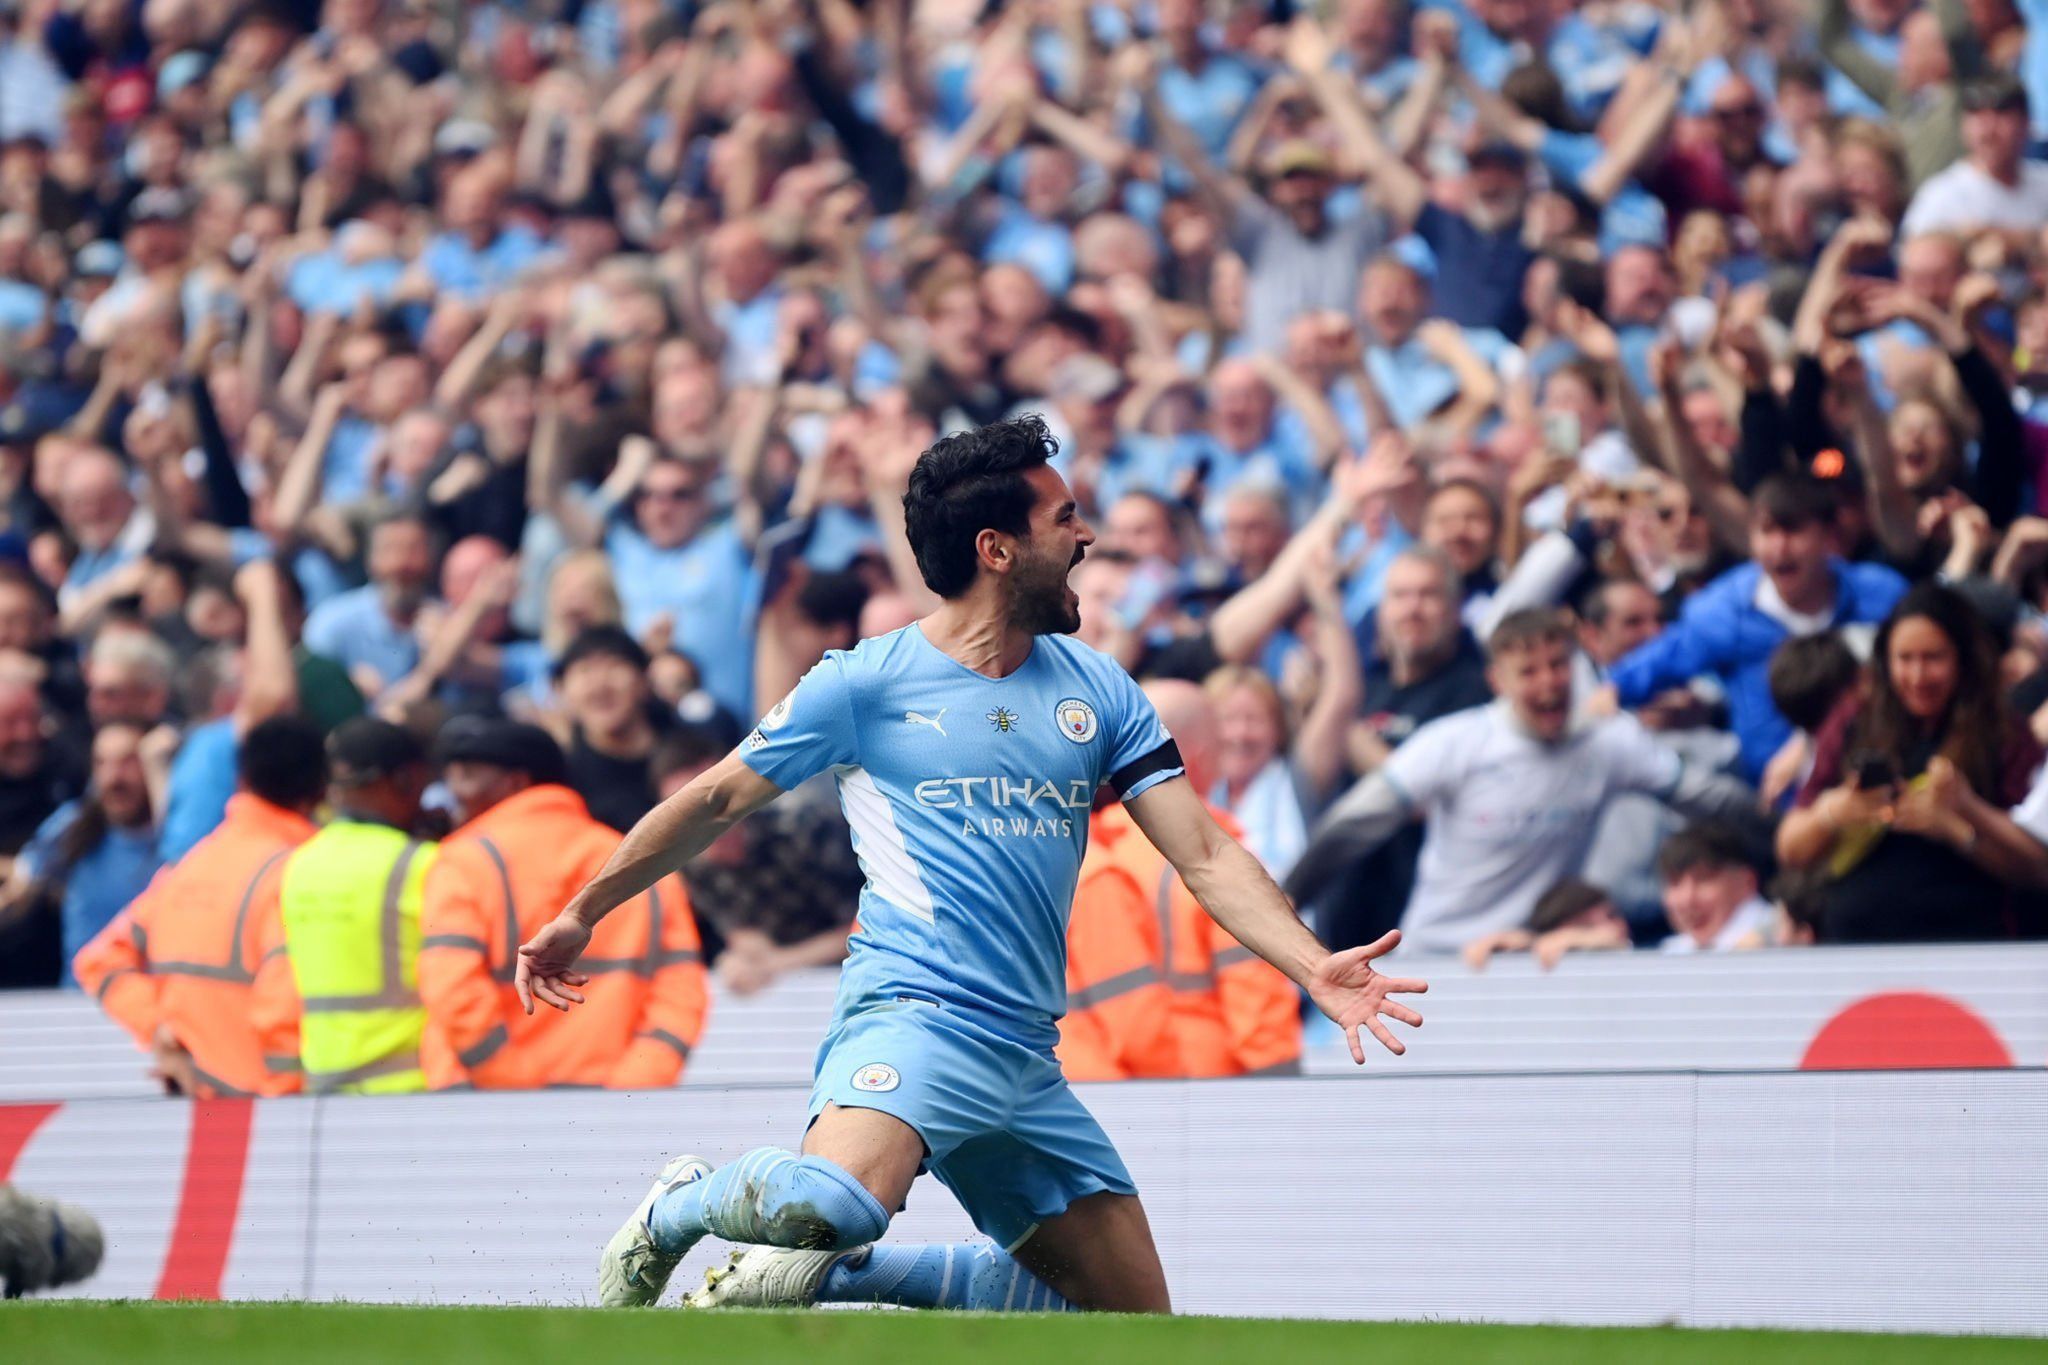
[155,1098,255,1300]
[0,1102,60,1179]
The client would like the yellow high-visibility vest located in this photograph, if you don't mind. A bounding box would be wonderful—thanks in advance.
[278,820,437,1095]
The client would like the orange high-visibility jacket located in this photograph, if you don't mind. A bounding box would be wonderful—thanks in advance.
[1058,807,1173,1082]
[72,793,317,1098]
[417,784,707,1090]
[1096,802,1303,1079]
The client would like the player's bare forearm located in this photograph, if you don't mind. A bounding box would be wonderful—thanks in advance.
[1126,776,1324,986]
[563,752,784,930]
[1128,775,1426,1059]
[1182,833,1327,988]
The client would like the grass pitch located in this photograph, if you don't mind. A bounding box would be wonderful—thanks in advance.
[4,1302,2040,1364]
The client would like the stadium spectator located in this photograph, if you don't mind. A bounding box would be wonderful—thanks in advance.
[1288,610,1760,954]
[301,511,439,703]
[418,717,707,1089]
[1655,823,1778,953]
[1760,633,1865,808]
[1462,878,1631,972]
[1138,45,1387,362]
[0,677,77,988]
[1608,476,1908,783]
[1203,665,1310,878]
[1574,573,1746,935]
[72,715,327,1097]
[82,630,172,729]
[1778,584,2045,941]
[542,440,757,722]
[1321,545,1492,946]
[2,720,158,989]
[1900,76,2048,234]
[554,625,664,836]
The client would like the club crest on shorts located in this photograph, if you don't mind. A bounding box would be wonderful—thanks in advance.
[851,1063,901,1093]
[1054,698,1098,744]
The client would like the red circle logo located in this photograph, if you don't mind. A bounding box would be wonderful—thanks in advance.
[1799,992,2013,1070]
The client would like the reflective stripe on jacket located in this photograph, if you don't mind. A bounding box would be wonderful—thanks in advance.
[268,820,437,1095]
[1058,806,1172,1082]
[417,784,708,1090]
[1093,803,1303,1079]
[72,793,316,1098]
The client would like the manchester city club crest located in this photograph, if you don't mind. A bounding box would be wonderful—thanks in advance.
[1055,698,1098,744]
[851,1063,901,1092]
[986,706,1020,733]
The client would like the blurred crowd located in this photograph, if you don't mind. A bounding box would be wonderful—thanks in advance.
[4,0,2048,1071]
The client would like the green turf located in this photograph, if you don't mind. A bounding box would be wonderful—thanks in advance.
[3,1302,2039,1365]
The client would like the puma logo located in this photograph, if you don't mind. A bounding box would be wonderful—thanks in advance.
[904,709,948,737]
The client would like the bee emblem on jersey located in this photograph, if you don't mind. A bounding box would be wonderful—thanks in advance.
[986,706,1020,733]
[1054,698,1098,744]
[851,1063,901,1093]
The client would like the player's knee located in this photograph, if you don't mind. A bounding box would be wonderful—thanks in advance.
[762,1155,890,1251]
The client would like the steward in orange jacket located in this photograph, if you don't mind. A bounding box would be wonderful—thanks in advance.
[72,717,330,1098]
[418,718,707,1090]
[1057,803,1172,1082]
[1120,801,1302,1077]
[1067,801,1302,1078]
[1061,680,1303,1079]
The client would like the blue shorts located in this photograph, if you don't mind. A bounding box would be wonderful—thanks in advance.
[807,999,1137,1250]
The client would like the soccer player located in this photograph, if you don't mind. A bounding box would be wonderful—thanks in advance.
[516,416,1426,1314]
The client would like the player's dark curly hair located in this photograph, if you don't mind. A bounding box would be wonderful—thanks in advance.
[903,415,1060,599]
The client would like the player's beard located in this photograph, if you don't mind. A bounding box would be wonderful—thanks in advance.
[1012,543,1084,635]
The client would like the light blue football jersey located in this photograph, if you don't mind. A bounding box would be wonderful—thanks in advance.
[741,623,1182,1048]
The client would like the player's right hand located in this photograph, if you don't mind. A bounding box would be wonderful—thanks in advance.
[516,914,593,1015]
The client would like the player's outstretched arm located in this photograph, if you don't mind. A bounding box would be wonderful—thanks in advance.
[516,752,786,1014]
[1125,776,1426,1062]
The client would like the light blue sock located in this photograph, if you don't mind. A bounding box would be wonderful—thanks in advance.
[817,1242,1074,1311]
[648,1149,890,1254]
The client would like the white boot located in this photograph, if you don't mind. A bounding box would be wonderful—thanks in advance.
[596,1153,712,1308]
[684,1243,866,1309]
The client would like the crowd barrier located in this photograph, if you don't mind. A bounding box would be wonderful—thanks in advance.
[7,944,2047,1103]
[3,1070,2045,1335]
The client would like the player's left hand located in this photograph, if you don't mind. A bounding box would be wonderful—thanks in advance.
[516,914,593,1015]
[1306,929,1427,1062]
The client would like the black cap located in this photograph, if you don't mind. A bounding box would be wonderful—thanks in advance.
[1961,74,2028,114]
[329,716,427,785]
[432,715,567,784]
[553,623,650,680]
